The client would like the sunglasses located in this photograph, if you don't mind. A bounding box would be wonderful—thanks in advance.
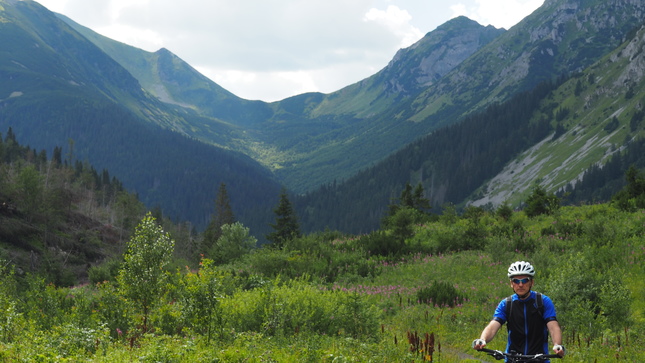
[511,278,532,285]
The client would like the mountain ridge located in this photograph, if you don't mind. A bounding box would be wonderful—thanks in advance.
[58,11,505,192]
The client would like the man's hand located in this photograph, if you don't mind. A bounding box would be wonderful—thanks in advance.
[553,344,566,357]
[472,339,486,350]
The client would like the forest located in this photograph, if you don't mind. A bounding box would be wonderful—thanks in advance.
[1,129,644,361]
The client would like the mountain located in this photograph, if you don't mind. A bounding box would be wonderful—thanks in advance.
[406,0,645,122]
[232,0,645,193]
[267,17,506,191]
[3,0,645,237]
[60,14,505,193]
[0,0,283,234]
[58,14,274,127]
[471,22,645,207]
[296,20,645,234]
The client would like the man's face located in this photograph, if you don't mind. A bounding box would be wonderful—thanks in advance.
[510,275,533,295]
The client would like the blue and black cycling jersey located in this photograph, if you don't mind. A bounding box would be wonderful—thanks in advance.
[493,291,557,357]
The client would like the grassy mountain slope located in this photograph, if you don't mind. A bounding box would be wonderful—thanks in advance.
[305,16,505,118]
[0,0,140,106]
[471,24,645,207]
[59,14,274,126]
[265,17,505,191]
[0,0,283,234]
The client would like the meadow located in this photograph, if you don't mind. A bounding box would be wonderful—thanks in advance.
[0,202,643,362]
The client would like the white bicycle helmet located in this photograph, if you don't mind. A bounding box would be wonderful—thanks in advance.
[507,261,536,278]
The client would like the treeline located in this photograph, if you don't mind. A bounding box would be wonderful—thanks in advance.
[295,77,564,234]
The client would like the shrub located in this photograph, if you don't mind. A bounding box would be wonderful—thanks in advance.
[88,258,121,284]
[220,278,379,339]
[358,231,401,256]
[0,295,24,343]
[179,258,226,342]
[416,280,464,307]
[94,281,132,340]
[48,322,109,357]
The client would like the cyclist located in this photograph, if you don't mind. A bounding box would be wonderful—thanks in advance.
[472,261,565,358]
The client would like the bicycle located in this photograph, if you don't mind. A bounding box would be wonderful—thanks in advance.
[476,348,562,362]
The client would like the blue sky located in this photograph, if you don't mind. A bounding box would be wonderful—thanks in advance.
[36,0,544,102]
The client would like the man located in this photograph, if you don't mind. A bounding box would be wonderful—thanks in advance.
[472,261,566,358]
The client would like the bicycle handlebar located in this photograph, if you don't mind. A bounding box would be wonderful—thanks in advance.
[476,348,562,361]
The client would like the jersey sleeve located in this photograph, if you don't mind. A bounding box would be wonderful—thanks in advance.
[542,294,557,322]
[493,298,507,324]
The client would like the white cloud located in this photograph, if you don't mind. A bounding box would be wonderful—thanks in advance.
[95,24,164,51]
[199,68,322,102]
[364,5,424,48]
[450,0,543,29]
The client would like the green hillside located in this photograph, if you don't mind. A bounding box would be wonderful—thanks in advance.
[0,0,283,235]
[471,23,645,208]
[57,12,506,193]
[268,0,645,192]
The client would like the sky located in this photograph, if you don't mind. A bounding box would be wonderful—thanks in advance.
[35,0,544,102]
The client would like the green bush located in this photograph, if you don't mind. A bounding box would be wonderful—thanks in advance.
[220,278,379,339]
[524,186,560,217]
[358,231,402,256]
[416,280,464,307]
[88,258,121,284]
[0,296,24,343]
[94,281,132,340]
[178,258,226,341]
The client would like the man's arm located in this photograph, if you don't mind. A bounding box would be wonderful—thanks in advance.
[546,320,565,356]
[473,320,502,349]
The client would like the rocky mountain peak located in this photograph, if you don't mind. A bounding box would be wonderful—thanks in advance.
[380,16,504,95]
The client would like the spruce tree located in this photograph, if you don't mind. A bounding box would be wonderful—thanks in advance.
[412,183,431,212]
[388,182,431,216]
[203,183,235,255]
[266,188,301,248]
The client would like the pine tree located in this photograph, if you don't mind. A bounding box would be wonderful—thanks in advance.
[388,182,431,216]
[412,183,431,212]
[266,188,301,248]
[524,185,560,217]
[202,183,236,255]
